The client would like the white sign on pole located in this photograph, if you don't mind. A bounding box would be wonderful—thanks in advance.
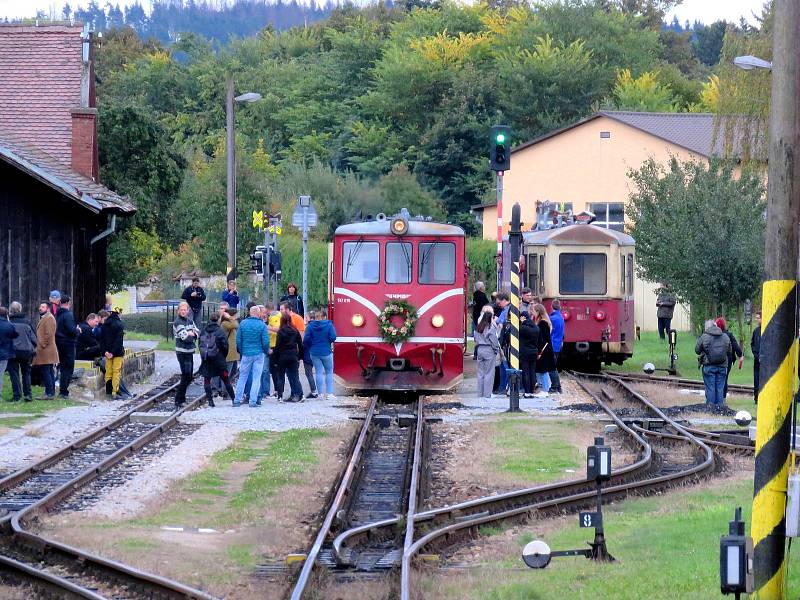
[292,196,318,227]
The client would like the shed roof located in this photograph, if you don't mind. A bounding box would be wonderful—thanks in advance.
[0,23,84,166]
[0,130,134,214]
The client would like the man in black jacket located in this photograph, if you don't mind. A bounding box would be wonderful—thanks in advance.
[751,311,761,404]
[100,309,125,400]
[181,277,207,325]
[55,294,79,399]
[76,313,102,360]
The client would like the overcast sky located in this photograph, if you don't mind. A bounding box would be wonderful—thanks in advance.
[0,0,766,25]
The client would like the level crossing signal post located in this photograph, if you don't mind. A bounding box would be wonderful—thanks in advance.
[491,125,510,291]
[506,203,522,413]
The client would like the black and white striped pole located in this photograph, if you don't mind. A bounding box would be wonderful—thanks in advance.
[507,203,522,413]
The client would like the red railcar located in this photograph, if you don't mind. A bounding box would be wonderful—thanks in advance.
[330,212,466,393]
[503,214,635,370]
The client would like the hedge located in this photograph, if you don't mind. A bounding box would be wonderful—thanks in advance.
[123,311,172,338]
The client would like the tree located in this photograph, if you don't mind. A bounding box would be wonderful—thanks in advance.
[692,20,728,67]
[610,69,678,112]
[626,157,765,319]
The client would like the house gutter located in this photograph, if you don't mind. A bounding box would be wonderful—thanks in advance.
[90,214,116,245]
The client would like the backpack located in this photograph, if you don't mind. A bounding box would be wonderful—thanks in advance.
[704,334,728,366]
[200,331,219,360]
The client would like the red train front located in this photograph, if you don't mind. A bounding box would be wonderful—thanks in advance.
[330,212,466,393]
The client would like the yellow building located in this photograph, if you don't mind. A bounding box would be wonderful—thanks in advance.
[472,110,724,331]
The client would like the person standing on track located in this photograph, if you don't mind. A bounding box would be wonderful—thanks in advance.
[751,311,761,404]
[519,304,540,398]
[32,302,58,400]
[655,283,677,341]
[474,306,500,399]
[173,301,199,408]
[532,304,556,398]
[54,294,78,399]
[234,305,270,407]
[199,313,235,407]
[8,302,36,402]
[100,308,125,400]
[303,308,337,401]
[280,282,305,318]
[181,277,207,326]
[548,299,564,394]
[695,319,731,406]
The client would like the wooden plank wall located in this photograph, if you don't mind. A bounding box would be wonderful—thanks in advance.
[0,161,108,321]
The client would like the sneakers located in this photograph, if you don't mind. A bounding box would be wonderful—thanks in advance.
[533,391,549,398]
[306,392,319,399]
[327,394,337,401]
[208,398,216,408]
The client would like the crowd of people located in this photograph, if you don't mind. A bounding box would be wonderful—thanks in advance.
[174,280,337,408]
[471,282,564,400]
[0,291,129,402]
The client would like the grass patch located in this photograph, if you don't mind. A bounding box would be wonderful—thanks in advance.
[424,478,800,600]
[125,331,175,351]
[608,331,754,386]
[0,415,41,428]
[491,417,581,483]
[116,537,159,552]
[225,543,260,570]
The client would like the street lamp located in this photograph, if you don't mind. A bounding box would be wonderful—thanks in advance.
[733,54,773,71]
[226,75,262,280]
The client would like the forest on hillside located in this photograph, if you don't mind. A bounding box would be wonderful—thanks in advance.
[66,0,769,287]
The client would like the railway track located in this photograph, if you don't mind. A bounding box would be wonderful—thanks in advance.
[288,396,428,600]
[0,373,218,600]
[606,370,754,396]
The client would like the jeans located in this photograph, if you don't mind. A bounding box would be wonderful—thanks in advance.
[192,308,202,327]
[38,364,55,397]
[536,371,551,393]
[657,317,672,340]
[499,360,508,392]
[754,358,760,403]
[311,353,334,395]
[702,364,727,405]
[235,354,264,406]
[259,353,271,398]
[549,351,561,391]
[8,356,32,400]
[277,357,303,399]
[56,342,75,397]
[175,352,194,404]
[303,360,317,394]
[0,359,6,398]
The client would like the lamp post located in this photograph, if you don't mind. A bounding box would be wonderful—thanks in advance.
[225,74,262,280]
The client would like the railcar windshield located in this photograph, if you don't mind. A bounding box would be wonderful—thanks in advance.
[386,242,413,284]
[419,242,455,284]
[559,253,607,295]
[342,240,379,283]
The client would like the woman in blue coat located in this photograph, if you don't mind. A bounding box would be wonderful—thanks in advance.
[303,308,337,400]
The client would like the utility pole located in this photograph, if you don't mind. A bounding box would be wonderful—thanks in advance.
[225,74,236,280]
[751,2,800,598]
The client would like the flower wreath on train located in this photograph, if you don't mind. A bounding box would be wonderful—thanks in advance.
[378,299,418,344]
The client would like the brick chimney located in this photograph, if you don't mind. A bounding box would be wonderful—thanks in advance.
[70,29,98,181]
[70,108,98,181]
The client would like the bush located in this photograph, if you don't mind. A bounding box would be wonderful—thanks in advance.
[123,311,172,338]
[467,238,498,296]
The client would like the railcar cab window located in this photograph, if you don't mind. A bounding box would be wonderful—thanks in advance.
[343,240,379,283]
[559,253,607,295]
[419,242,455,284]
[386,242,413,284]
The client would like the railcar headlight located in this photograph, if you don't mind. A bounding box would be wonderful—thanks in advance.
[391,216,409,235]
[594,310,606,321]
[562,311,571,321]
[431,314,445,328]
[351,313,365,327]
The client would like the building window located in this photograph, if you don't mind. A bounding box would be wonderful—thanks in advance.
[342,241,379,283]
[590,202,625,232]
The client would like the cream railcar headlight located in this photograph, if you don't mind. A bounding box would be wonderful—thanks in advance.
[351,313,365,327]
[431,314,445,328]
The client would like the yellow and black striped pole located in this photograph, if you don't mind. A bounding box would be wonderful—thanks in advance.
[507,203,522,413]
[752,3,800,597]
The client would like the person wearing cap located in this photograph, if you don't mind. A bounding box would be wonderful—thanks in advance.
[716,317,743,399]
[48,290,61,316]
[181,277,207,325]
[100,307,126,400]
[54,294,79,398]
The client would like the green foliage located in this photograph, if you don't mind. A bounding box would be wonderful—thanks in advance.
[107,227,166,289]
[692,20,728,67]
[626,157,766,314]
[122,311,173,339]
[263,236,330,309]
[467,238,498,296]
[611,69,678,112]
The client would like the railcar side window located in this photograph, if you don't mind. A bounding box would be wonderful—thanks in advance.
[419,242,455,284]
[559,253,607,295]
[620,254,626,294]
[342,241,379,283]
[627,254,634,295]
[386,242,413,284]
[526,253,538,292]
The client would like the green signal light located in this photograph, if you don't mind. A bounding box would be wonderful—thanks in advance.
[496,133,506,144]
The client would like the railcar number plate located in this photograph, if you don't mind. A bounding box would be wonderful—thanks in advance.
[576,313,589,320]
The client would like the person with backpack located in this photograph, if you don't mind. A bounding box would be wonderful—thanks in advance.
[0,306,19,400]
[715,317,743,399]
[99,308,125,400]
[173,301,200,408]
[199,313,235,407]
[234,305,270,407]
[303,308,337,401]
[8,302,36,402]
[695,319,732,406]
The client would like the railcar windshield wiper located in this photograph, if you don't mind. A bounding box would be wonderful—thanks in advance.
[345,236,365,280]
[420,241,439,276]
[400,241,412,281]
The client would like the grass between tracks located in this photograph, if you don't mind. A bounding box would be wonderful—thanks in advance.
[422,475,800,600]
[0,375,81,429]
[125,331,175,351]
[607,331,754,386]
